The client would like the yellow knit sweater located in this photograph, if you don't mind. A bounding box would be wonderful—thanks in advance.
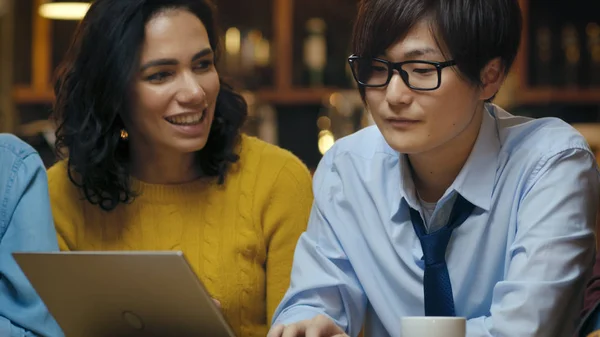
[46,135,313,337]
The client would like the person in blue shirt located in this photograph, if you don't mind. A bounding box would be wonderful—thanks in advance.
[0,134,63,337]
[268,0,600,336]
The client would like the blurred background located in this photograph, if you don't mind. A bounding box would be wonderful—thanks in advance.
[0,0,599,172]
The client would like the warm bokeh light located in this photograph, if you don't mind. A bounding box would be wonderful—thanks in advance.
[318,130,335,155]
[316,116,331,130]
[225,27,241,55]
[38,2,90,20]
[328,92,343,109]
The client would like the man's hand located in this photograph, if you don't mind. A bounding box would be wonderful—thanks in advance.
[267,315,348,337]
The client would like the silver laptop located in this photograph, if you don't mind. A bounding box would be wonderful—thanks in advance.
[13,251,237,337]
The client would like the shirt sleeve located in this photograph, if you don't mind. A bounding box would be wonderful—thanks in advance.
[0,150,64,337]
[466,148,599,337]
[271,154,367,337]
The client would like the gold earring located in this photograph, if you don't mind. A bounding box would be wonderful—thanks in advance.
[120,129,129,140]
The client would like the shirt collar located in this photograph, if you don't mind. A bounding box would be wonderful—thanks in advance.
[450,104,501,211]
[393,103,501,213]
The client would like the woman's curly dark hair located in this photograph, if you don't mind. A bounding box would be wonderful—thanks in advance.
[52,0,247,211]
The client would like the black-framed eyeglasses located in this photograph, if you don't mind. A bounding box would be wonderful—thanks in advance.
[347,55,456,91]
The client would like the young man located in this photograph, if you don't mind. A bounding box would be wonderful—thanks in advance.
[268,0,600,336]
[0,134,63,336]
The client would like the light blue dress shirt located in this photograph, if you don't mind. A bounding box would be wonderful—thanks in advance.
[0,134,64,337]
[272,104,600,337]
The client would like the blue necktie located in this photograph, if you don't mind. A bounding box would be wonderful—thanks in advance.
[409,194,474,317]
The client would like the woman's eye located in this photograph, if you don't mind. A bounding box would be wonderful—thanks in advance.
[194,60,214,71]
[146,71,173,83]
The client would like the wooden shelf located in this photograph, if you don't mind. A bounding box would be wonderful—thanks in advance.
[255,87,344,105]
[12,85,54,104]
[19,119,54,137]
[10,0,358,110]
[513,0,600,106]
[516,88,600,104]
[13,85,353,106]
[9,0,600,116]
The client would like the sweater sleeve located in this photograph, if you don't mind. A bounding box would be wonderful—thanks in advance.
[261,156,313,325]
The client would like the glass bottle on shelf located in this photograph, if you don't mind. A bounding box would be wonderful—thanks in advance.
[586,22,600,86]
[303,18,327,87]
[256,103,278,145]
[0,0,8,16]
[534,25,553,86]
[240,91,278,145]
[214,0,273,90]
[222,27,272,90]
[317,90,369,155]
[241,29,271,89]
[560,23,581,88]
[224,27,241,75]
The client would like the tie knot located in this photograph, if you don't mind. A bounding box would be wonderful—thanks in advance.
[419,228,453,266]
[409,194,475,266]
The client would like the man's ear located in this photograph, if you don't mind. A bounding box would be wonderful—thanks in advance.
[479,57,505,101]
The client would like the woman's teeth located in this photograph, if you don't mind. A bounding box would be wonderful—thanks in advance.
[166,111,205,125]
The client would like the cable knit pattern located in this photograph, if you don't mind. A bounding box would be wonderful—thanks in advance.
[46,135,313,337]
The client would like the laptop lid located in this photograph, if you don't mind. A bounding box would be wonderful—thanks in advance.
[13,251,237,337]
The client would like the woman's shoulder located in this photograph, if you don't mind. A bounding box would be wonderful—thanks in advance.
[237,134,311,178]
[46,159,84,204]
[46,159,70,186]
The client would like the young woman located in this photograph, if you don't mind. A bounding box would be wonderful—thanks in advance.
[47,1,313,336]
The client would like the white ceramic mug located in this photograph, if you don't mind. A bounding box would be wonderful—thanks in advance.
[401,316,466,337]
